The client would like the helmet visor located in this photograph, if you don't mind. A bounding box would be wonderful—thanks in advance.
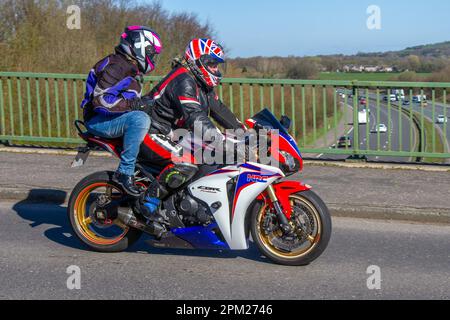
[200,54,225,77]
[145,45,159,66]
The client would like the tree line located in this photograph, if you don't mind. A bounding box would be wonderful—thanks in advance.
[0,0,214,75]
[227,48,450,82]
[1,1,448,83]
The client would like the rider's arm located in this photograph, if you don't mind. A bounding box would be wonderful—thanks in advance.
[172,78,220,137]
[91,62,150,115]
[208,92,246,130]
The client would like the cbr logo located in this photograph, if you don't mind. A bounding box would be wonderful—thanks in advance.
[247,174,269,183]
[198,186,221,193]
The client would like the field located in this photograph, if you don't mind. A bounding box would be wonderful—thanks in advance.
[318,72,432,81]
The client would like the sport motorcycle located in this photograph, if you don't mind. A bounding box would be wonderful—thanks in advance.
[68,108,331,265]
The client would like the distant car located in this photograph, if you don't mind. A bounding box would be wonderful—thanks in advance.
[402,100,410,106]
[373,124,388,133]
[383,94,397,102]
[436,115,448,124]
[337,136,352,148]
[412,95,427,103]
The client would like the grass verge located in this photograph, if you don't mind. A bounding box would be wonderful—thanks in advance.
[299,107,344,148]
[422,117,446,163]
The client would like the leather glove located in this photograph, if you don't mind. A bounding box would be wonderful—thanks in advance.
[130,95,154,114]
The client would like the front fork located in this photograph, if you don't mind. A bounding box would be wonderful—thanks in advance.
[266,185,293,234]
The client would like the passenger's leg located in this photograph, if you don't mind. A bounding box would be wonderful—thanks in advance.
[118,111,151,176]
[86,111,151,196]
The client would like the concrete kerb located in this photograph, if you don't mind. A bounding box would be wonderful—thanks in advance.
[329,204,450,225]
[1,147,449,172]
[1,186,449,224]
[0,146,112,157]
[303,159,450,172]
[1,146,450,174]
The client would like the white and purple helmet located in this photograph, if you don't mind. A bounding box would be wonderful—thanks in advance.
[118,26,162,74]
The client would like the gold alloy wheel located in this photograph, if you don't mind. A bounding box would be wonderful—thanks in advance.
[257,194,322,259]
[73,182,129,245]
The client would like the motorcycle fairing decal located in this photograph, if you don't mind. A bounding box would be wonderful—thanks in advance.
[143,134,172,159]
[143,134,195,164]
[231,163,282,223]
[279,132,302,160]
[188,167,240,248]
[240,163,262,172]
[189,162,283,250]
[231,174,256,224]
[247,174,270,183]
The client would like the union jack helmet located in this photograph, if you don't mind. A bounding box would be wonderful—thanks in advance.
[185,38,225,87]
[117,25,163,74]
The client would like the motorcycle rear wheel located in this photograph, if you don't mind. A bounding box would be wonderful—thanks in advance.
[68,171,142,252]
[250,190,332,266]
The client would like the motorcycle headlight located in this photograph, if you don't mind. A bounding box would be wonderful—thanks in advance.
[279,151,299,175]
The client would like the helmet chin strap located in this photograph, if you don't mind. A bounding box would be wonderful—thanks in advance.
[184,58,210,88]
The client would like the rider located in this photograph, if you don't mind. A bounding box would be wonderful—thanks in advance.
[142,38,246,217]
[80,26,162,197]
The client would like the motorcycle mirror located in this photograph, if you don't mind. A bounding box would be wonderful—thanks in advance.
[280,115,291,130]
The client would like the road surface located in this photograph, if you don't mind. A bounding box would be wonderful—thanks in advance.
[0,201,448,300]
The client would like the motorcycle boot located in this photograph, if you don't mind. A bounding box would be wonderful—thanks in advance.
[114,171,142,197]
[141,163,198,221]
[140,178,169,222]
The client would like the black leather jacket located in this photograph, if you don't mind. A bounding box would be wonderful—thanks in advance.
[148,64,244,136]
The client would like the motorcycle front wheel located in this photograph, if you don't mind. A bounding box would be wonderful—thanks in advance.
[68,171,142,252]
[250,190,332,266]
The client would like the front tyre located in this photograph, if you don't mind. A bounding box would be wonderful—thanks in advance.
[250,190,332,266]
[68,171,142,252]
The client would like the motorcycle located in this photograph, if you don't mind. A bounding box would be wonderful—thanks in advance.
[68,108,331,266]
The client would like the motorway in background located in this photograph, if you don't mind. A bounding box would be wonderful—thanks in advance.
[313,87,450,162]
[396,98,450,152]
[317,92,418,162]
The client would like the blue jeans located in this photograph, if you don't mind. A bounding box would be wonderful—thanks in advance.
[85,111,151,176]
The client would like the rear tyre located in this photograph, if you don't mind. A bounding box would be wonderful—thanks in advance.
[68,171,142,252]
[250,190,332,266]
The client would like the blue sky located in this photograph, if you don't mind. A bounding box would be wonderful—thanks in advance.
[154,0,450,57]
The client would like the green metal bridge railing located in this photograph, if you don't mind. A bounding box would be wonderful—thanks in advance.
[0,72,449,161]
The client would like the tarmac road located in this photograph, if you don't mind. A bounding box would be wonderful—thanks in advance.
[0,201,448,300]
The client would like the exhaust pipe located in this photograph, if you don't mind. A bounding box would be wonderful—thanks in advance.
[118,208,165,238]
